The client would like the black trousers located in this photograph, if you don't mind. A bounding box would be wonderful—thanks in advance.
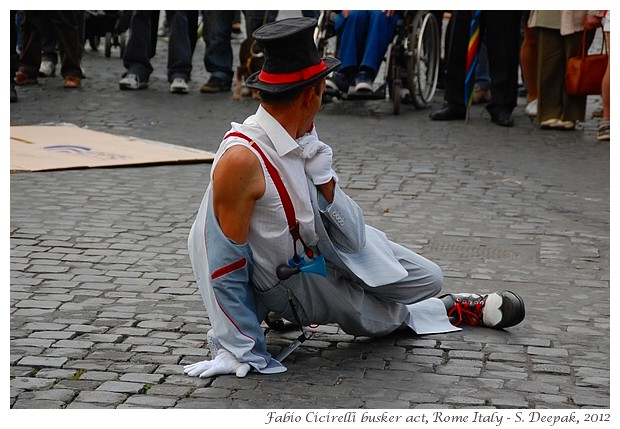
[11,11,18,80]
[18,11,83,79]
[442,10,522,110]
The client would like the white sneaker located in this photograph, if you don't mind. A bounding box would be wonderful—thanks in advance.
[525,99,537,116]
[170,78,189,94]
[38,60,56,77]
[119,73,148,90]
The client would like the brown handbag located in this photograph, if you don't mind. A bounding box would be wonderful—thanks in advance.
[565,25,608,96]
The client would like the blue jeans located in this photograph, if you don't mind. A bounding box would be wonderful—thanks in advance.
[201,10,278,84]
[242,10,277,38]
[202,10,235,84]
[475,38,491,90]
[123,11,193,82]
[335,11,398,79]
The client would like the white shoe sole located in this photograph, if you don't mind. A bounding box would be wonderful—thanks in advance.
[354,82,373,92]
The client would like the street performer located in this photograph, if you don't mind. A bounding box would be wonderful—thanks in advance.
[184,17,525,378]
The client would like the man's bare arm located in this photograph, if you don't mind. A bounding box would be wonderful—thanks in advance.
[212,145,265,244]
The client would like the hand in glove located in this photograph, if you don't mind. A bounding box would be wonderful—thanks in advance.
[297,132,334,185]
[184,349,251,378]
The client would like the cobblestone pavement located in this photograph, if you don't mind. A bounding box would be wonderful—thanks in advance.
[9,12,610,412]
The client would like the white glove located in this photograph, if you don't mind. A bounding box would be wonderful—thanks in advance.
[184,349,251,378]
[297,133,334,185]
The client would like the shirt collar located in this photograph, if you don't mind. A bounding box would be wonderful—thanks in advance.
[255,105,300,157]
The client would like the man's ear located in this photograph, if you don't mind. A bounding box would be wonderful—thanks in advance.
[302,85,315,108]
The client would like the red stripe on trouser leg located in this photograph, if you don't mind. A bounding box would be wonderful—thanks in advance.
[211,257,247,280]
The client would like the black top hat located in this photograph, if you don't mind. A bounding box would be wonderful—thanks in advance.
[245,17,340,94]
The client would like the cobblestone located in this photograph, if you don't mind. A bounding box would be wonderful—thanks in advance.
[9,10,609,414]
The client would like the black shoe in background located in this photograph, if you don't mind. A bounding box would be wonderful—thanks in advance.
[10,82,17,103]
[486,105,514,127]
[429,103,466,120]
[200,76,231,93]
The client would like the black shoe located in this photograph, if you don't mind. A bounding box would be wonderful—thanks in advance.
[200,76,231,93]
[439,291,525,329]
[486,105,514,127]
[264,312,300,332]
[429,103,466,121]
[10,84,17,103]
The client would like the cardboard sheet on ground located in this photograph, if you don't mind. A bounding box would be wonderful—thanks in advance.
[10,125,215,172]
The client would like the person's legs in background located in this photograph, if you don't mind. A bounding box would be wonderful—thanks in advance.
[559,31,589,127]
[598,19,610,141]
[49,10,84,88]
[536,27,587,130]
[231,11,242,40]
[167,11,193,94]
[243,10,278,38]
[355,10,398,92]
[330,11,369,93]
[535,27,563,127]
[429,10,469,120]
[11,10,18,102]
[15,11,43,85]
[473,37,491,103]
[119,11,156,90]
[521,12,538,117]
[484,10,521,127]
[201,10,235,93]
[39,17,58,77]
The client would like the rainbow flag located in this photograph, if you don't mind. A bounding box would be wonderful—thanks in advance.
[465,10,482,117]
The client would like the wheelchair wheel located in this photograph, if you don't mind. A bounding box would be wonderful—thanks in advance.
[385,37,402,115]
[314,11,338,59]
[392,80,402,115]
[406,11,440,108]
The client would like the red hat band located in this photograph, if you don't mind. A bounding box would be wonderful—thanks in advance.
[257,60,328,85]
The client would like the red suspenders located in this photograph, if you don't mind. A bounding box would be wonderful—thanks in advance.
[222,131,325,341]
[223,131,314,264]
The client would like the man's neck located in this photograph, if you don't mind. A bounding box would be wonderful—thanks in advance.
[261,103,307,139]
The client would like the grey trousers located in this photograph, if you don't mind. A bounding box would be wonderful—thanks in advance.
[255,240,445,337]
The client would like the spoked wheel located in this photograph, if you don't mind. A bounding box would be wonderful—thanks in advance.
[389,45,402,115]
[314,10,338,58]
[406,11,440,108]
[385,34,403,115]
[392,79,402,115]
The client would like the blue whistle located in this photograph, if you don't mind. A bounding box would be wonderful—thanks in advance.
[277,253,328,280]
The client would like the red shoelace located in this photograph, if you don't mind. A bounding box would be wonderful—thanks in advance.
[447,299,484,326]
